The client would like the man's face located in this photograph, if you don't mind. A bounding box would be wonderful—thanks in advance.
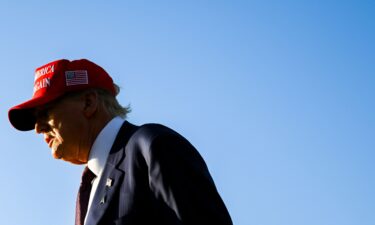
[34,96,90,164]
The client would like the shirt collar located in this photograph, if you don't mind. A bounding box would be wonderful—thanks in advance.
[87,116,125,176]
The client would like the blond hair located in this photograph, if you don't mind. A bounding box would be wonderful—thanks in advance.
[96,84,131,118]
[63,83,131,118]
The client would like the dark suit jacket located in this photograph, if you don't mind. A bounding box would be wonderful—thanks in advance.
[85,121,232,225]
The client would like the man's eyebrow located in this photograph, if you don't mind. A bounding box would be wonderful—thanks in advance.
[33,107,47,118]
[34,97,63,117]
[34,103,53,118]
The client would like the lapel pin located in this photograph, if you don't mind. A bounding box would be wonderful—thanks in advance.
[100,196,106,204]
[106,178,113,187]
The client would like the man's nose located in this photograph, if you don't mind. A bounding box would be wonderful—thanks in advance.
[35,119,49,134]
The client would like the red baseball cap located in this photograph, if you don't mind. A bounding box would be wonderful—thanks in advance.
[8,59,116,131]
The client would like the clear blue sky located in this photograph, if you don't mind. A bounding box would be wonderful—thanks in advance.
[0,1,374,225]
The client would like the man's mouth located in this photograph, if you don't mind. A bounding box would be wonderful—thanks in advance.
[48,139,54,148]
[45,137,53,148]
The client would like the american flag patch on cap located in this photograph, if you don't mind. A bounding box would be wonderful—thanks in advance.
[65,70,88,86]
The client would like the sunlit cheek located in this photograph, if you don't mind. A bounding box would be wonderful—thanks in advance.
[53,122,65,145]
[55,131,64,144]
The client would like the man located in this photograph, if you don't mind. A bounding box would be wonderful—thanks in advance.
[8,59,232,225]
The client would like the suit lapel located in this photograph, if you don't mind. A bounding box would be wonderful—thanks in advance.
[85,164,124,225]
[85,121,138,225]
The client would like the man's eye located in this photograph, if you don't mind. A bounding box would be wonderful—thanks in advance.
[35,108,50,119]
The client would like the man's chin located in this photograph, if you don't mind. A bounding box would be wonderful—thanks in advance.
[51,148,62,159]
[50,146,88,164]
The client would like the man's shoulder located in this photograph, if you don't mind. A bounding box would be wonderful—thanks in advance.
[121,122,185,159]
[132,122,180,142]
[120,121,190,152]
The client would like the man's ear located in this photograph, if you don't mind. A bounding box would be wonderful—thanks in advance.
[82,91,98,118]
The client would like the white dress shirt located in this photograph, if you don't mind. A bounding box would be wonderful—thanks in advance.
[84,116,125,223]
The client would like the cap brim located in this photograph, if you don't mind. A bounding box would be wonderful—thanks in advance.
[8,107,36,131]
[8,93,62,131]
